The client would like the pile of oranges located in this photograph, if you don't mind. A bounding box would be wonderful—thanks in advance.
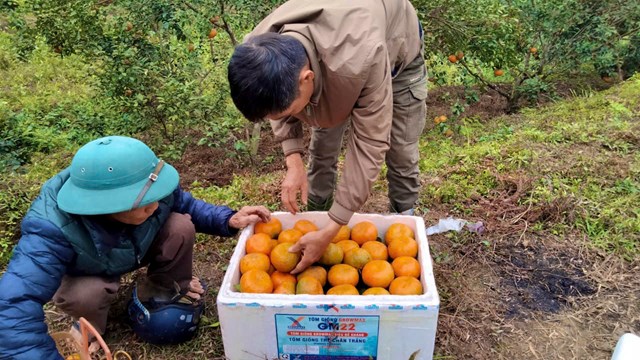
[236,218,424,296]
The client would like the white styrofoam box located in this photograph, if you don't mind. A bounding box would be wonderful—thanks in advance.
[217,212,440,360]
[611,333,640,360]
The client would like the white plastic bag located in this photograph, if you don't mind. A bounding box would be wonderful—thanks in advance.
[426,217,484,235]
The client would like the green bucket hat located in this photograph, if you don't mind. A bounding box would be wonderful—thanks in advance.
[57,136,179,215]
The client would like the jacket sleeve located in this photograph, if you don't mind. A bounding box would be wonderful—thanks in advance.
[171,187,239,237]
[0,217,74,360]
[270,116,306,156]
[329,42,393,225]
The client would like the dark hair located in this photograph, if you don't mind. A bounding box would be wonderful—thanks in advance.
[228,33,308,122]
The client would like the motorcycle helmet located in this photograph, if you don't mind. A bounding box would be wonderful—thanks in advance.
[127,282,204,344]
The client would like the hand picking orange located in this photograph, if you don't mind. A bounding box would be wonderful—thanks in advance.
[270,243,301,273]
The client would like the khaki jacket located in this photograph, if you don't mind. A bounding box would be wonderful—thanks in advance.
[249,0,422,224]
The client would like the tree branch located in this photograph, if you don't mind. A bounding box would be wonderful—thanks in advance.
[218,0,238,46]
[458,60,511,99]
[183,2,201,15]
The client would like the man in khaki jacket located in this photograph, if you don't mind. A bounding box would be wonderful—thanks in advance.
[228,0,427,273]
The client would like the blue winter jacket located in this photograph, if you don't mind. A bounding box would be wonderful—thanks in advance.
[0,170,238,359]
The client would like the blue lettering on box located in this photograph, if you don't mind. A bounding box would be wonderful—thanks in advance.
[364,305,379,310]
[245,302,261,308]
[340,304,355,310]
[388,305,404,310]
[293,303,308,309]
[412,305,429,310]
[317,304,340,313]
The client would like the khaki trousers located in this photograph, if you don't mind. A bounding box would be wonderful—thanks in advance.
[52,212,196,334]
[307,53,428,213]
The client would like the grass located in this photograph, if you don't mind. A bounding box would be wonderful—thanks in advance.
[417,74,640,259]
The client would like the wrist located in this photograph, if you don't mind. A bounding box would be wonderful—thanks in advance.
[285,152,303,169]
[228,211,240,229]
[321,220,342,240]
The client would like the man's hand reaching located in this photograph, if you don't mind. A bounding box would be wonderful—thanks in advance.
[288,220,341,274]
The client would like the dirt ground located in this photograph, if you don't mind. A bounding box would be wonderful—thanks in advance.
[46,80,639,359]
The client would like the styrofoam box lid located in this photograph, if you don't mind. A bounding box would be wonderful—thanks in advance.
[218,212,440,308]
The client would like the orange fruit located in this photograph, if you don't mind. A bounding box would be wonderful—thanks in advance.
[362,287,390,296]
[361,241,388,261]
[387,236,418,259]
[296,277,324,295]
[343,248,372,270]
[391,256,421,278]
[245,233,273,255]
[277,228,303,244]
[254,218,282,239]
[494,69,504,77]
[273,282,295,294]
[296,266,327,287]
[327,264,360,287]
[529,47,538,54]
[444,129,454,137]
[362,260,394,288]
[455,51,464,60]
[240,270,273,293]
[389,276,423,295]
[448,54,458,63]
[271,271,297,288]
[318,243,344,266]
[434,115,447,124]
[270,243,301,273]
[293,219,319,234]
[208,28,218,39]
[327,284,359,296]
[240,253,270,274]
[350,221,378,245]
[384,223,414,245]
[336,240,359,254]
[332,225,351,243]
[270,239,278,251]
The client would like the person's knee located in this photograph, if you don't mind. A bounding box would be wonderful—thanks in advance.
[53,277,119,314]
[164,213,196,245]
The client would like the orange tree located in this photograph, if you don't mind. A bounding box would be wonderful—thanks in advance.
[414,0,640,114]
[10,0,284,159]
